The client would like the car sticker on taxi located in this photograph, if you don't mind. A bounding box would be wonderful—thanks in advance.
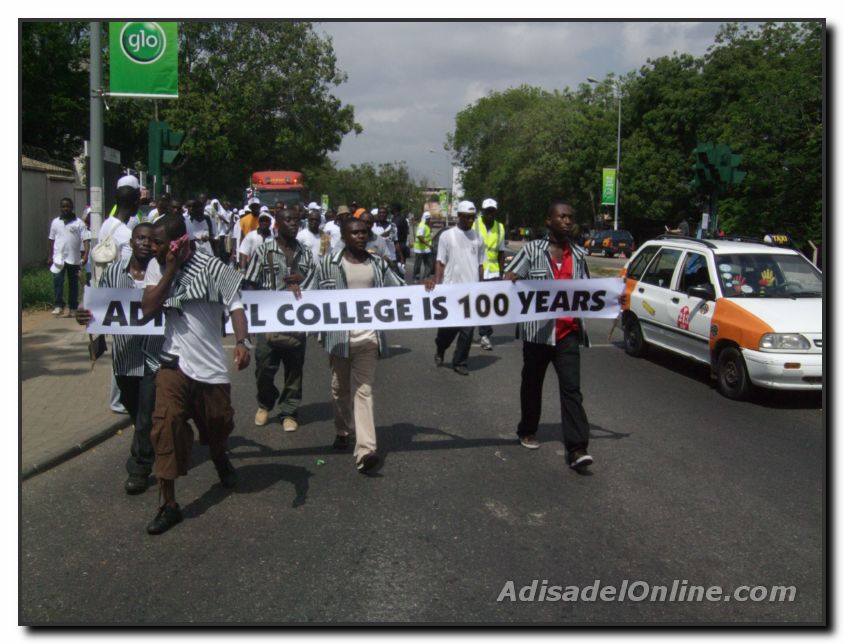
[677,306,690,330]
[642,300,656,316]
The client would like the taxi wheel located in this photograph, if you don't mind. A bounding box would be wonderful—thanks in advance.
[623,316,647,357]
[717,348,751,400]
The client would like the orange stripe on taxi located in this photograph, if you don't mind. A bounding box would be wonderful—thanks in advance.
[709,299,774,351]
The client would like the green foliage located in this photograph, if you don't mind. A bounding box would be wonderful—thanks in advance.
[449,22,823,246]
[309,161,428,212]
[21,268,85,309]
[21,22,90,160]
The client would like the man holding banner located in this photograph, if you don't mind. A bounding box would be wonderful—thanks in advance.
[308,217,405,474]
[244,207,317,432]
[504,198,597,471]
[141,215,251,535]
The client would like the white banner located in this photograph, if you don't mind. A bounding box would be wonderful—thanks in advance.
[83,279,624,335]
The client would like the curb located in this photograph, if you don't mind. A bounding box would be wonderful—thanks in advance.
[21,417,134,482]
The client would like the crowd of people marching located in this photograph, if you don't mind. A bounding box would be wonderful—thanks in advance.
[47,173,606,535]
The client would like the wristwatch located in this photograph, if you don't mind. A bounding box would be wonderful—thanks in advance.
[236,338,253,350]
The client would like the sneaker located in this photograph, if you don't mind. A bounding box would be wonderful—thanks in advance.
[124,473,149,495]
[453,365,469,376]
[333,434,350,450]
[213,455,238,489]
[146,504,183,535]
[519,434,540,449]
[568,449,594,470]
[254,408,269,426]
[51,307,63,316]
[357,451,380,474]
[434,352,444,367]
[282,417,299,432]
[480,336,493,351]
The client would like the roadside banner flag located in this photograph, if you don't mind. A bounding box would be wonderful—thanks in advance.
[601,168,617,206]
[109,22,179,98]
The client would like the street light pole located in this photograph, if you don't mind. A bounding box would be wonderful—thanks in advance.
[588,77,622,231]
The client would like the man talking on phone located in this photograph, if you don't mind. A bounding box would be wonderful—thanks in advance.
[141,214,251,535]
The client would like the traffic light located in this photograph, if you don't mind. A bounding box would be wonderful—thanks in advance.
[691,143,745,194]
[148,120,185,197]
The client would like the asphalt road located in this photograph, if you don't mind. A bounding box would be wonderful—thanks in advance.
[20,312,824,624]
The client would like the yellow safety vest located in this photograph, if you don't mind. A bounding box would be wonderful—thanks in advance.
[474,217,505,272]
[414,222,432,252]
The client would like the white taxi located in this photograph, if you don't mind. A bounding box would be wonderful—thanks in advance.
[620,236,823,400]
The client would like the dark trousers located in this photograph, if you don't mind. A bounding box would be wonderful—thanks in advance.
[413,253,433,282]
[115,368,156,476]
[436,326,474,367]
[517,334,590,452]
[53,263,81,309]
[255,333,306,419]
[478,325,493,338]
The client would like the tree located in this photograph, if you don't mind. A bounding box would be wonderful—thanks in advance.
[309,161,427,212]
[21,21,89,160]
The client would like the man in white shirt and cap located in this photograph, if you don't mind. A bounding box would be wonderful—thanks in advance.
[423,200,484,375]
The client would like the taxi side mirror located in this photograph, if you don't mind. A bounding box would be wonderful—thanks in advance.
[687,284,716,301]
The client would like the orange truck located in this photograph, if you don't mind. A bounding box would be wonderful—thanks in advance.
[248,170,307,208]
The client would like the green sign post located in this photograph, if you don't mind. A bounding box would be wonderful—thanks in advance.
[438,190,449,220]
[601,168,617,206]
[109,22,179,98]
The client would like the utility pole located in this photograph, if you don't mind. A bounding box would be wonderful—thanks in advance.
[89,22,104,245]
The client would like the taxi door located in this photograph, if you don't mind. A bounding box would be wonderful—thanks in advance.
[630,247,684,349]
[664,250,717,364]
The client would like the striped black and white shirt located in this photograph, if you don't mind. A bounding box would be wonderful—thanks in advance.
[242,238,317,292]
[503,237,592,347]
[306,248,405,358]
[100,258,164,376]
[160,251,243,312]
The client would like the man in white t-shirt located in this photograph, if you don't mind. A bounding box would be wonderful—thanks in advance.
[98,185,138,262]
[48,197,91,316]
[185,198,218,256]
[296,207,325,259]
[424,200,484,375]
[141,214,251,535]
[238,212,275,269]
[323,206,345,252]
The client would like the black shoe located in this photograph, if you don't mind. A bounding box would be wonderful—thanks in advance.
[357,451,380,474]
[435,353,444,367]
[213,455,238,489]
[333,434,350,450]
[568,449,594,470]
[453,365,469,376]
[124,473,149,495]
[146,504,182,535]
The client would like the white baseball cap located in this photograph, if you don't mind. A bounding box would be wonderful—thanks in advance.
[457,200,477,214]
[307,201,320,211]
[370,208,379,216]
[421,211,431,220]
[482,198,498,210]
[117,174,140,190]
[247,197,261,206]
[260,205,270,214]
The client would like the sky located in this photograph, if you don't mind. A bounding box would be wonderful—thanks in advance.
[317,21,739,186]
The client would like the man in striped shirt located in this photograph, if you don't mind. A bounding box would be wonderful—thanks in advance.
[75,223,164,494]
[306,217,405,474]
[503,198,595,470]
[243,207,317,432]
[141,215,251,534]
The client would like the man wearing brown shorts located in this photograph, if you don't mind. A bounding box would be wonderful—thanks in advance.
[142,214,251,535]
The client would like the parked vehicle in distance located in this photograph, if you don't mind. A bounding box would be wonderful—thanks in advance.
[620,236,822,400]
[585,229,636,257]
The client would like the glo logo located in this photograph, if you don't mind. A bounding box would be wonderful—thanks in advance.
[120,22,166,64]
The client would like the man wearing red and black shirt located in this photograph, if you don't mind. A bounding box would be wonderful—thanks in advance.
[503,199,596,470]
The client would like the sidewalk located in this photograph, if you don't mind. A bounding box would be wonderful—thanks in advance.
[21,310,133,480]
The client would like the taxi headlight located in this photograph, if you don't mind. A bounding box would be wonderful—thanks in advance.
[759,333,811,351]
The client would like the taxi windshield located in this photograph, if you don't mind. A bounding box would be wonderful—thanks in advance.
[715,252,822,298]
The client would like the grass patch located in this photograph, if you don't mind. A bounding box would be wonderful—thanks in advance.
[22,267,88,310]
